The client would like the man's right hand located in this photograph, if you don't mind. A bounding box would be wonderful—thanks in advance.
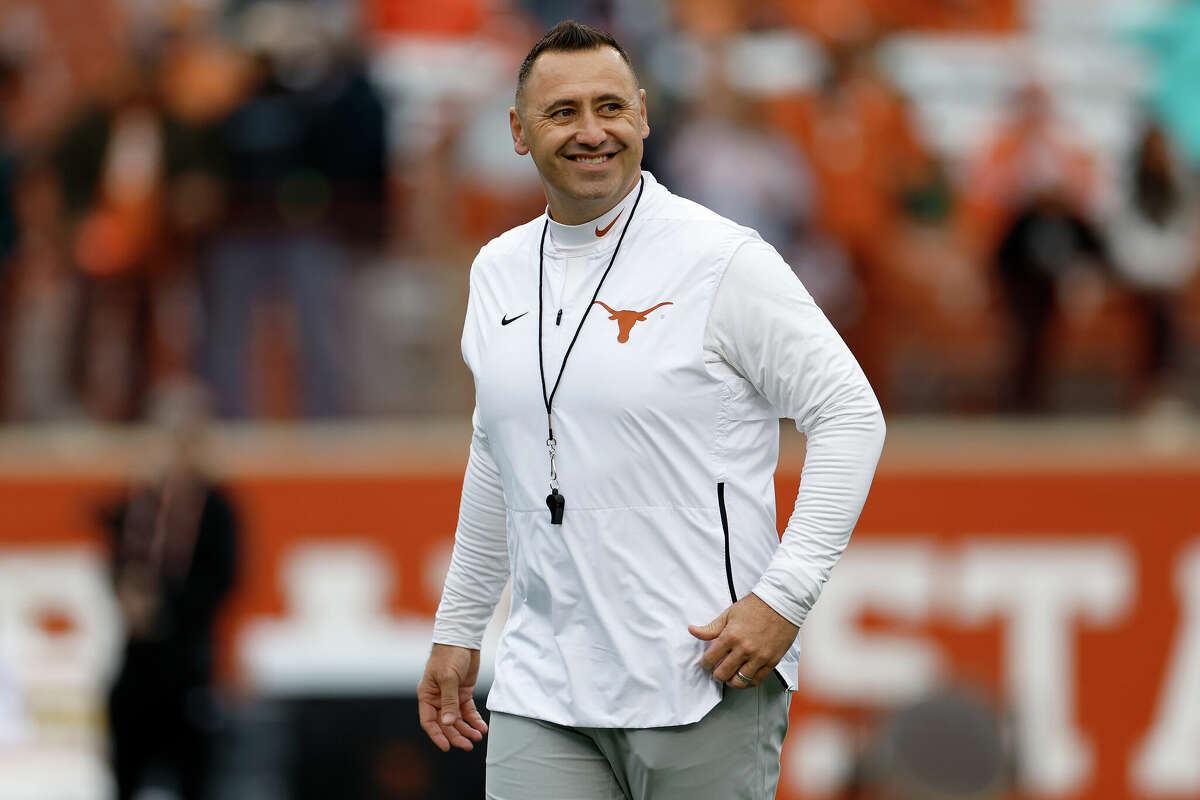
[417,643,488,752]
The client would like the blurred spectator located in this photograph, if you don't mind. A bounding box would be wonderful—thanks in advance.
[780,40,927,266]
[657,52,868,337]
[202,2,386,418]
[1107,122,1200,410]
[767,38,931,402]
[3,160,80,420]
[50,49,226,421]
[103,383,239,800]
[878,151,1003,412]
[960,82,1097,260]
[663,70,813,256]
[963,82,1109,411]
[993,188,1107,412]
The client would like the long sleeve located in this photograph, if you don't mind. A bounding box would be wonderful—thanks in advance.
[706,239,886,628]
[431,408,510,649]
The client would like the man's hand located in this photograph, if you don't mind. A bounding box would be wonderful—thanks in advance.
[688,593,799,688]
[418,644,489,752]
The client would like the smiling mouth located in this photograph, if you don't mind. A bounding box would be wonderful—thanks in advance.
[565,153,617,164]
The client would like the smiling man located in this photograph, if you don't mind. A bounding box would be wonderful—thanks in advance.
[510,42,648,223]
[417,20,886,800]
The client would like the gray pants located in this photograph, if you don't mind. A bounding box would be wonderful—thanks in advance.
[485,682,790,800]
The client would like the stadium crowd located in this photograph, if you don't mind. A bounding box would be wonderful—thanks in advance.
[0,0,1197,422]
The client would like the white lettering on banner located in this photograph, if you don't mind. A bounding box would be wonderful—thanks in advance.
[0,548,121,687]
[0,549,118,800]
[240,542,509,694]
[957,541,1133,796]
[1132,541,1200,795]
[799,542,943,704]
[240,542,436,694]
[784,717,855,797]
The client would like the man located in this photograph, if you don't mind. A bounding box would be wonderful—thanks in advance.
[104,388,239,799]
[417,21,885,799]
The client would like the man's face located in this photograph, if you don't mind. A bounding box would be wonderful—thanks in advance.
[510,47,649,224]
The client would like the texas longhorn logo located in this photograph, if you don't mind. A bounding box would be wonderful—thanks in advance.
[593,300,673,343]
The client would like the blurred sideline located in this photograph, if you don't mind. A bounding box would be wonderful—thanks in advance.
[0,414,1198,474]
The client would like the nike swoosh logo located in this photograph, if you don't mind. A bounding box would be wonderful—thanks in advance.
[501,312,528,326]
[595,210,623,237]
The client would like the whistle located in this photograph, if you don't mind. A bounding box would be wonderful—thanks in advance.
[546,489,565,525]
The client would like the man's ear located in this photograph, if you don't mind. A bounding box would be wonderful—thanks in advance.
[510,107,529,156]
[638,89,650,140]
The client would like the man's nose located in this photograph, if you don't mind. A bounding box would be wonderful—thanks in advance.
[574,112,606,147]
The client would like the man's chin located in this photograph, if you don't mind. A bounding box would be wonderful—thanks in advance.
[565,173,628,200]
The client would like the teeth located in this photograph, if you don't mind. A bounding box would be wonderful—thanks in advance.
[575,155,608,163]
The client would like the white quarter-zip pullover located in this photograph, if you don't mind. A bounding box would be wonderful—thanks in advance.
[433,173,884,728]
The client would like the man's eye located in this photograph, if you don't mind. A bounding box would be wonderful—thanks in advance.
[553,108,574,119]
[601,103,621,113]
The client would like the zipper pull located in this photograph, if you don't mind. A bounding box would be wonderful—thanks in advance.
[556,309,563,326]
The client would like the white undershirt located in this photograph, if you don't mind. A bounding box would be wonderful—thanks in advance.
[433,204,885,650]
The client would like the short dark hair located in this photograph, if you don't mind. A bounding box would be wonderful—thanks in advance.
[516,20,636,107]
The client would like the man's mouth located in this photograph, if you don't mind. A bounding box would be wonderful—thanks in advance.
[565,153,616,164]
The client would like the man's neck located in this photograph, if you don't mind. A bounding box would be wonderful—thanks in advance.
[545,174,641,226]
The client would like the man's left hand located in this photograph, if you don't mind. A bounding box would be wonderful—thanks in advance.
[688,593,799,688]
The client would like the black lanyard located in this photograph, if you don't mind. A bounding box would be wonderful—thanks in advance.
[537,176,645,524]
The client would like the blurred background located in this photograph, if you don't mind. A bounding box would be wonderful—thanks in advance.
[0,0,1198,798]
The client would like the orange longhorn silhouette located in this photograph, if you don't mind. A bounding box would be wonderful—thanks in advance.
[593,301,674,343]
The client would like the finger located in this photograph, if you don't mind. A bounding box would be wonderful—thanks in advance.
[438,673,461,726]
[453,716,484,742]
[419,700,450,752]
[712,649,748,684]
[749,663,775,687]
[461,697,489,735]
[422,719,451,751]
[441,722,475,751]
[725,658,766,689]
[700,638,733,673]
[688,610,728,641]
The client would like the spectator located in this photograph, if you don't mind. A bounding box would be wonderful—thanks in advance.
[201,3,386,418]
[103,384,239,800]
[767,38,932,403]
[1107,121,1200,409]
[51,61,166,420]
[963,81,1108,411]
[664,73,813,256]
[51,48,228,421]
[3,160,80,421]
[993,187,1107,412]
[960,81,1097,259]
[784,39,927,265]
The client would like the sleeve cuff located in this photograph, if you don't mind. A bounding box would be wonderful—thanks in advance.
[431,621,484,651]
[751,576,812,629]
